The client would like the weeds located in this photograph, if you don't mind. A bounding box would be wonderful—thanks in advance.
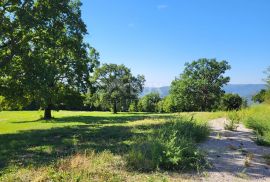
[224,111,240,131]
[126,117,209,172]
[244,153,254,167]
[242,104,270,146]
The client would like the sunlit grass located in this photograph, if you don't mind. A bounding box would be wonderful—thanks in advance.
[241,104,270,146]
[0,110,223,181]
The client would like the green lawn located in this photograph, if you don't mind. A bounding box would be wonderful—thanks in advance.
[0,111,225,181]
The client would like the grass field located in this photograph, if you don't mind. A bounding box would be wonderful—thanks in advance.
[0,111,217,181]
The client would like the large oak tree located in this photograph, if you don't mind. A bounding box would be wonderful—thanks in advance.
[0,0,99,119]
[170,59,231,111]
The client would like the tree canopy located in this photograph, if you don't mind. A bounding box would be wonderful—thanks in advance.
[138,92,161,112]
[92,64,145,113]
[0,0,99,119]
[170,58,231,111]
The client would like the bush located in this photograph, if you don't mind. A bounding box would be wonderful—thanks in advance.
[220,93,243,111]
[126,117,209,171]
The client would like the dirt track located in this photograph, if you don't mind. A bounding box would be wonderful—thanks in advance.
[198,118,270,182]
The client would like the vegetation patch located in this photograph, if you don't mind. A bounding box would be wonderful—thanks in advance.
[126,117,210,172]
[242,105,270,146]
[224,111,240,131]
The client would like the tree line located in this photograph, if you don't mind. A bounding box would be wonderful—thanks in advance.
[0,1,269,119]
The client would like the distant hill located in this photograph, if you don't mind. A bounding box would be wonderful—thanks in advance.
[142,84,266,101]
[141,86,170,98]
[223,84,266,99]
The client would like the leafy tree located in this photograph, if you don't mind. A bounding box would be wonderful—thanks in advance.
[0,0,99,119]
[170,59,231,111]
[138,92,161,112]
[157,100,164,113]
[92,64,145,114]
[128,101,138,112]
[220,93,243,111]
[252,89,267,103]
[162,95,176,113]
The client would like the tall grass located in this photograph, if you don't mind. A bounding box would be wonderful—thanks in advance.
[126,117,210,172]
[241,104,270,146]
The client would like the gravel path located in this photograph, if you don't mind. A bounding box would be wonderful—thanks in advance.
[198,118,270,182]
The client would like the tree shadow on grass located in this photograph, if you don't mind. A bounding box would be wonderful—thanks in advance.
[13,114,173,125]
[0,121,166,171]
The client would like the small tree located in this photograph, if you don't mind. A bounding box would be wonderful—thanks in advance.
[170,59,231,111]
[92,64,145,114]
[220,93,243,111]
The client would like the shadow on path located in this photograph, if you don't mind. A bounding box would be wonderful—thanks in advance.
[199,118,270,180]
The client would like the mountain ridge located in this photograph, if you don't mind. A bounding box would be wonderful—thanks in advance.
[142,84,266,100]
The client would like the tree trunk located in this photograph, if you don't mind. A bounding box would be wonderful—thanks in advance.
[113,100,117,114]
[44,105,52,119]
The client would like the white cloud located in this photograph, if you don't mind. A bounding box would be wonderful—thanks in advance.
[157,4,168,10]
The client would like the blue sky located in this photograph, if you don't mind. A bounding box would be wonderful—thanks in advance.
[81,0,270,87]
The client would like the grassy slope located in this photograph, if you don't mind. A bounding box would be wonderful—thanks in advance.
[241,104,270,145]
[0,111,214,181]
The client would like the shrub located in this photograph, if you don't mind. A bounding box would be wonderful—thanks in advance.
[220,93,243,111]
[126,117,209,172]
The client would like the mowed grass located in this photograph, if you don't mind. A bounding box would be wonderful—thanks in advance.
[0,111,215,181]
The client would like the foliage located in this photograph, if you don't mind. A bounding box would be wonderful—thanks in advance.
[220,93,243,111]
[170,58,231,112]
[242,104,270,146]
[138,92,161,112]
[0,0,99,119]
[159,95,176,113]
[128,101,139,112]
[91,64,145,113]
[127,117,209,171]
[252,89,267,103]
